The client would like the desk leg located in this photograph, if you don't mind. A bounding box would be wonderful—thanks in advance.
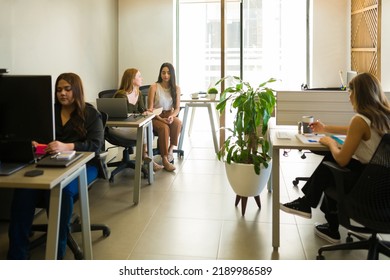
[272,147,280,249]
[78,165,93,259]
[133,126,144,204]
[146,121,154,184]
[45,185,62,259]
[207,104,219,153]
[177,104,189,152]
[188,107,196,136]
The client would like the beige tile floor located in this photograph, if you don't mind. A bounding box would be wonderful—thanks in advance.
[0,110,389,260]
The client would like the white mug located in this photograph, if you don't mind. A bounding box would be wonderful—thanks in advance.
[191,92,199,99]
[298,115,314,134]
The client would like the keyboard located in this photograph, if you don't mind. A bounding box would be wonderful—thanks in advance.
[276,131,294,139]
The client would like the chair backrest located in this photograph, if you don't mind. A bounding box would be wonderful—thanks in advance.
[98,89,117,98]
[344,133,390,233]
[140,85,150,105]
[95,111,109,180]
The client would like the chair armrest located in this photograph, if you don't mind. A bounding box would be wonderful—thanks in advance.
[322,161,351,174]
[95,151,109,180]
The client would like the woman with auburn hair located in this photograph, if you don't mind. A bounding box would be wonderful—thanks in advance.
[280,72,390,244]
[109,68,163,171]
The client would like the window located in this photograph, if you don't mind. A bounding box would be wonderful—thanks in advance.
[177,0,307,92]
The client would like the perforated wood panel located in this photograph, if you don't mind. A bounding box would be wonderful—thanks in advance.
[351,0,381,79]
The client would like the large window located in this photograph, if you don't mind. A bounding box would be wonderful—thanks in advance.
[177,0,307,93]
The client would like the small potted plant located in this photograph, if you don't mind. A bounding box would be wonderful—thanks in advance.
[207,87,218,100]
[215,76,276,214]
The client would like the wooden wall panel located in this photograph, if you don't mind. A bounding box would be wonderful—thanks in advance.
[351,0,381,79]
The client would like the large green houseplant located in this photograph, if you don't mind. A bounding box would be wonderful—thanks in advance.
[215,76,276,175]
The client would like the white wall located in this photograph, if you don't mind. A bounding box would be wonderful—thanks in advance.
[310,0,349,88]
[118,0,174,86]
[0,0,118,102]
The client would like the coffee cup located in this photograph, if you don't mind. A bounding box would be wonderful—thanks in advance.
[298,116,314,134]
[191,92,199,99]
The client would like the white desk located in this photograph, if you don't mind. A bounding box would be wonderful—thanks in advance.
[269,128,328,249]
[106,114,155,204]
[179,96,219,153]
[0,152,95,259]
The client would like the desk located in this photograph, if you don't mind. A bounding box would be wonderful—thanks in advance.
[269,127,327,249]
[106,114,155,204]
[0,152,95,259]
[179,96,219,153]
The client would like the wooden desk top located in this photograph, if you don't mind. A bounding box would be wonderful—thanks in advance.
[106,114,155,127]
[269,127,328,152]
[0,152,95,189]
[181,95,219,103]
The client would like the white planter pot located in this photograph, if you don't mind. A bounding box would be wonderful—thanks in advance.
[225,160,272,197]
[208,94,217,101]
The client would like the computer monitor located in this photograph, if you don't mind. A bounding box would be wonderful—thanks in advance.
[347,71,358,85]
[0,75,55,144]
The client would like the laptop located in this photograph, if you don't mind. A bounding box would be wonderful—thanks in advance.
[96,98,131,119]
[0,140,36,175]
[36,152,83,167]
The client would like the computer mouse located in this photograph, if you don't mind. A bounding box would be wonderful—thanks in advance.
[24,169,44,177]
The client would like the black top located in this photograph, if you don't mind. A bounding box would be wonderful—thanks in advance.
[54,103,104,155]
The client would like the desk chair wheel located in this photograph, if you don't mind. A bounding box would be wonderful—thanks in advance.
[103,228,111,237]
[292,177,309,187]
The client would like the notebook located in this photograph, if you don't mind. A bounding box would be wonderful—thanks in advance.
[96,98,131,119]
[0,140,36,175]
[36,152,83,167]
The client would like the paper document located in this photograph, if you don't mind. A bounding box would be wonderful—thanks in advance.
[295,134,326,144]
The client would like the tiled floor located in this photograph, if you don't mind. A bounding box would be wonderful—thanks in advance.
[0,110,389,260]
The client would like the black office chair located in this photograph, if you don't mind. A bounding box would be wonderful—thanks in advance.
[316,134,390,260]
[29,112,111,260]
[98,89,147,183]
[140,85,185,160]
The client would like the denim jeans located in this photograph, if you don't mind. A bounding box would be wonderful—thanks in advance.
[7,165,97,259]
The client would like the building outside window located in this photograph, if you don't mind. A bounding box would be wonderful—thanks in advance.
[177,0,307,93]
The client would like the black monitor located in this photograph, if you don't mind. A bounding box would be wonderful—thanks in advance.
[0,75,55,144]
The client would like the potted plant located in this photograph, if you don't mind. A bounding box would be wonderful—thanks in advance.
[215,76,276,215]
[207,87,218,100]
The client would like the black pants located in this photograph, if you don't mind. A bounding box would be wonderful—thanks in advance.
[301,152,365,231]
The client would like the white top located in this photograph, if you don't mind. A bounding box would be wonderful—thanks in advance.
[154,83,173,111]
[353,113,382,164]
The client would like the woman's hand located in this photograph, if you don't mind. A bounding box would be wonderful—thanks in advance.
[319,136,337,147]
[309,120,326,133]
[45,141,73,154]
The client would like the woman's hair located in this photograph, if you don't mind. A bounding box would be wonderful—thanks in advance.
[55,72,87,138]
[119,68,140,95]
[349,72,390,134]
[156,62,178,108]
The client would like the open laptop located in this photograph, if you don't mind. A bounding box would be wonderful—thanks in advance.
[96,98,131,120]
[0,140,36,175]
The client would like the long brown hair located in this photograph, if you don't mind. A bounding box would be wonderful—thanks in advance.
[118,68,140,95]
[349,72,390,134]
[55,73,87,138]
[156,62,178,108]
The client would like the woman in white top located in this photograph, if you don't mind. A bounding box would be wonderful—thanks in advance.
[147,63,182,172]
[280,72,390,243]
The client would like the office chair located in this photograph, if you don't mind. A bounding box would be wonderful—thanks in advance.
[316,134,390,260]
[29,112,111,260]
[98,89,148,183]
[140,85,185,160]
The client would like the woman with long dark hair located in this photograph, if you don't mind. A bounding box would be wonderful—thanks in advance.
[147,63,182,172]
[8,73,104,259]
